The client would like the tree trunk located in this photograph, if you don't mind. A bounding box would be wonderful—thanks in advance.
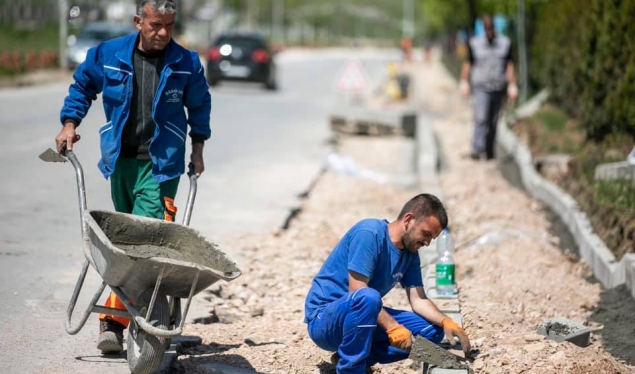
[466,0,477,34]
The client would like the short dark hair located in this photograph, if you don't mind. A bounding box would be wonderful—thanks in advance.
[137,0,177,17]
[397,193,448,228]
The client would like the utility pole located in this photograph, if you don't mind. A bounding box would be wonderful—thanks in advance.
[467,0,477,35]
[272,0,284,44]
[253,0,259,30]
[59,0,68,70]
[517,0,528,103]
[402,0,414,38]
[244,0,251,30]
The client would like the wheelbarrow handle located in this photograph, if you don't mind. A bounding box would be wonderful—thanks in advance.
[65,150,88,240]
[182,162,197,226]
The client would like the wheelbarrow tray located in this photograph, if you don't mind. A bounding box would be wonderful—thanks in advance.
[82,210,241,299]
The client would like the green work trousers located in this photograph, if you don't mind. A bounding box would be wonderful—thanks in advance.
[110,157,180,221]
[103,157,179,325]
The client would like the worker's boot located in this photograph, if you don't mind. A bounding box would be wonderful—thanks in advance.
[330,352,375,374]
[97,319,124,354]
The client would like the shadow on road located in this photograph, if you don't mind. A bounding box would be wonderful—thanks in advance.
[588,285,635,366]
[316,361,336,374]
[75,352,127,363]
[176,344,264,372]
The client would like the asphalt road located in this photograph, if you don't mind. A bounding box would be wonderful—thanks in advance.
[0,48,400,373]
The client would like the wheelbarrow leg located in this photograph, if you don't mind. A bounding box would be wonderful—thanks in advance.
[65,260,107,335]
[176,271,199,332]
[168,297,182,328]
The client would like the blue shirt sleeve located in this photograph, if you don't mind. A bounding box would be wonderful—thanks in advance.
[185,50,211,140]
[60,46,103,126]
[400,254,423,288]
[347,230,379,279]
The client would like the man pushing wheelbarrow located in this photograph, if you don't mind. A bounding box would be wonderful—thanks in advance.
[53,0,223,365]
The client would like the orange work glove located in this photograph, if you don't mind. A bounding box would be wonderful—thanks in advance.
[386,324,413,351]
[441,317,471,355]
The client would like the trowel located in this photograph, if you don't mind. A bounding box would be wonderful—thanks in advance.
[39,148,68,163]
[409,337,470,371]
[39,135,81,163]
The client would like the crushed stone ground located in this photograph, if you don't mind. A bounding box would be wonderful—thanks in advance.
[175,53,635,374]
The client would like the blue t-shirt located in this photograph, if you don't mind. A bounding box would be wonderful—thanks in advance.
[304,218,423,322]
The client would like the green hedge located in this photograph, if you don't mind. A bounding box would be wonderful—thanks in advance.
[531,0,635,141]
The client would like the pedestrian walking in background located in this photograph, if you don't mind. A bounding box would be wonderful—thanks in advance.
[460,14,518,160]
[55,0,211,354]
[304,194,471,374]
[400,36,413,62]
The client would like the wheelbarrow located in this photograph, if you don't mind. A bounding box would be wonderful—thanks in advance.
[40,149,242,374]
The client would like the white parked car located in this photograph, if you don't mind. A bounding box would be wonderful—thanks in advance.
[67,22,136,70]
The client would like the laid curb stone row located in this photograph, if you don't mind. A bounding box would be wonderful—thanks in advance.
[498,90,635,299]
[415,104,468,374]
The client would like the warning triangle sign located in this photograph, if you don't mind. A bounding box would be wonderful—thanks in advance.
[336,60,369,93]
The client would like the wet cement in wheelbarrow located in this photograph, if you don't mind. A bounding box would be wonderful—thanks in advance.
[90,211,240,274]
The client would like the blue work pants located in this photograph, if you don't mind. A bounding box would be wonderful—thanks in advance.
[307,288,444,374]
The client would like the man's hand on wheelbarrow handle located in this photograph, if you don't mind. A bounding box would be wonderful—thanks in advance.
[62,134,81,154]
[188,162,197,178]
[55,121,81,155]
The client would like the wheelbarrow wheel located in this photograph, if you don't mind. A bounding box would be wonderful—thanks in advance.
[127,289,170,374]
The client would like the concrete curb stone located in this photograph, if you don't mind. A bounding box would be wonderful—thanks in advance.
[625,254,635,299]
[594,161,635,185]
[156,336,205,373]
[329,105,418,138]
[415,113,441,191]
[173,335,204,348]
[497,94,631,293]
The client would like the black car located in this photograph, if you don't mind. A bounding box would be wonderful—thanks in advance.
[206,32,278,90]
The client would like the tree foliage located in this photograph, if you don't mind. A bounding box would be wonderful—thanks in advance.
[533,0,635,141]
[424,0,635,141]
[420,0,471,36]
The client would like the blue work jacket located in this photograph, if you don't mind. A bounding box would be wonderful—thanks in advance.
[60,33,211,183]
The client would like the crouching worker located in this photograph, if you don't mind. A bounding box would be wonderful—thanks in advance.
[304,194,471,374]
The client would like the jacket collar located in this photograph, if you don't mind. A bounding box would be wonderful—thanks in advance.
[115,33,183,68]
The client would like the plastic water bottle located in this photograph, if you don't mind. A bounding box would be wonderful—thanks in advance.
[435,228,456,296]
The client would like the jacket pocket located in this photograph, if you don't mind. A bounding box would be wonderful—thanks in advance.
[98,121,117,173]
[102,66,130,105]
